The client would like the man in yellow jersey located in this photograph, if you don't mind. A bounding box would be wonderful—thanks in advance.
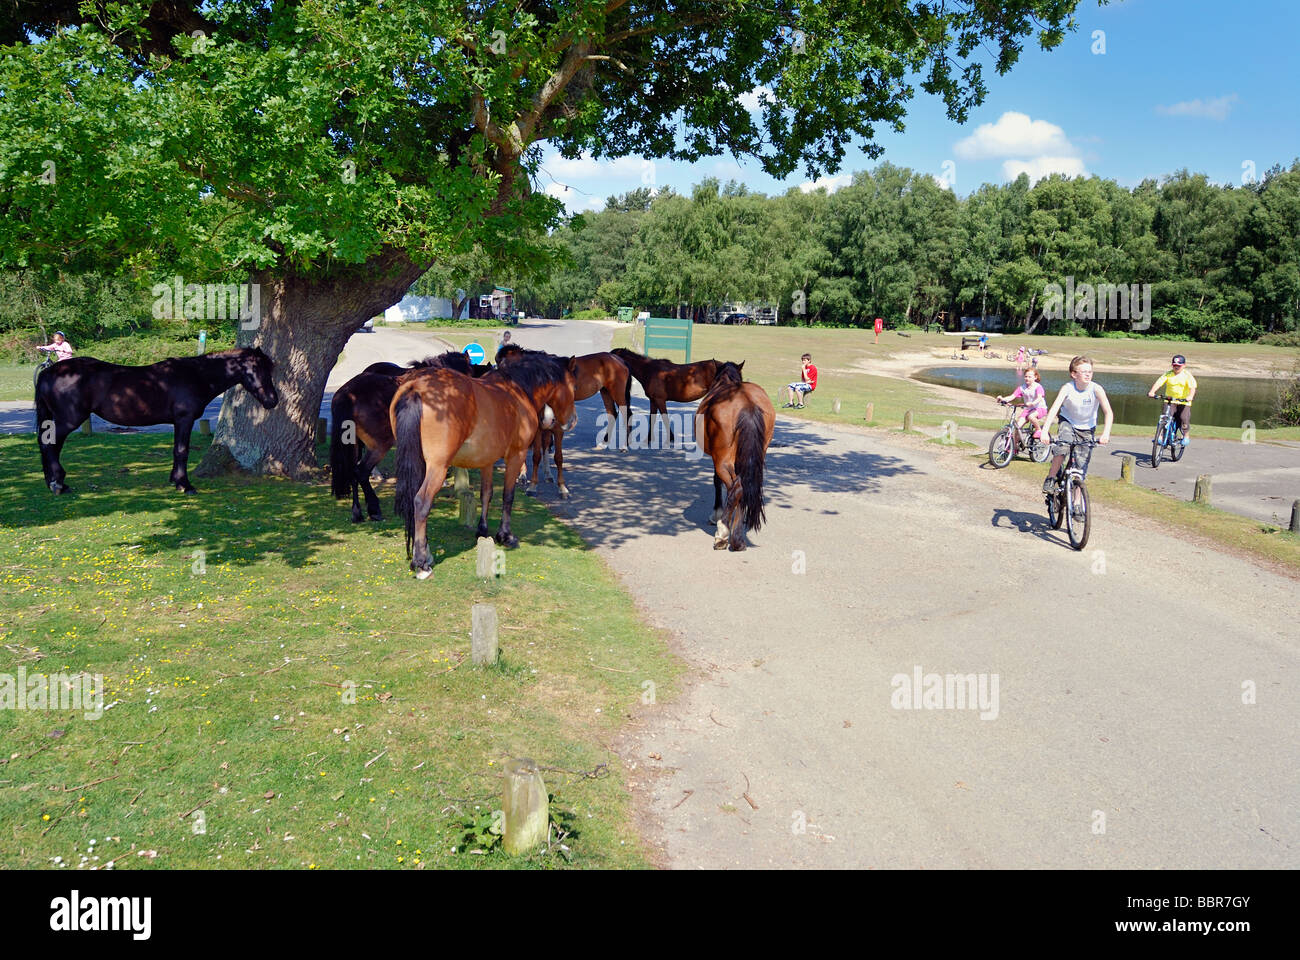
[1147,354,1197,447]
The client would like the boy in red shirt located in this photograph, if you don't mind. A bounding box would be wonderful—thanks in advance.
[782,353,817,408]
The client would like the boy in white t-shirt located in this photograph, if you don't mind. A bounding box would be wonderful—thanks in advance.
[1041,356,1113,493]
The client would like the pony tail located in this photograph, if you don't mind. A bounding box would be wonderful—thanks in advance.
[392,389,426,559]
[735,405,767,534]
[329,391,354,499]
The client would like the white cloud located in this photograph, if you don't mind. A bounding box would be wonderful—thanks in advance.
[1001,156,1088,183]
[1155,94,1238,121]
[737,86,773,113]
[541,149,645,180]
[955,112,1076,160]
[544,181,604,213]
[799,173,853,193]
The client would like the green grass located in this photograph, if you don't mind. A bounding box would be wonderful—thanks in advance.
[0,364,35,402]
[0,432,678,870]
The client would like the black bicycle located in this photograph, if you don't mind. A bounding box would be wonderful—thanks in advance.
[1045,435,1099,550]
[33,355,55,386]
[1150,395,1187,469]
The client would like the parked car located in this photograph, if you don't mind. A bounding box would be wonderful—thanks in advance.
[356,318,375,333]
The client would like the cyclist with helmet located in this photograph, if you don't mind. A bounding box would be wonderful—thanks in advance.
[1147,354,1197,447]
[37,331,74,362]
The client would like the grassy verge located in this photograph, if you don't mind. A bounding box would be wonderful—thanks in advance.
[0,364,33,402]
[970,453,1300,571]
[0,432,678,869]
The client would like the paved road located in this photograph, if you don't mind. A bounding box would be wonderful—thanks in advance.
[517,320,1298,869]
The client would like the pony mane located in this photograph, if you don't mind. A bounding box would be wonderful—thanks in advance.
[409,350,471,374]
[489,350,570,395]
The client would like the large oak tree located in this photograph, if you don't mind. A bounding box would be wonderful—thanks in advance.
[0,0,1084,477]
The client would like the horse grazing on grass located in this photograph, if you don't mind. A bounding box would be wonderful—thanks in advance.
[391,352,577,579]
[695,361,774,551]
[329,351,471,522]
[611,348,719,444]
[35,347,278,494]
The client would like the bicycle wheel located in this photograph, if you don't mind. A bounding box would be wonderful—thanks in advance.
[1150,438,1163,468]
[1065,476,1090,550]
[1030,436,1050,463]
[1170,431,1185,462]
[1047,485,1064,529]
[988,429,1014,468]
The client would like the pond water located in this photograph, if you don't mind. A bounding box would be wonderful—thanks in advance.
[913,366,1282,428]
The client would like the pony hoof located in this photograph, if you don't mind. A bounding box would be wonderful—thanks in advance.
[713,539,728,550]
[50,483,69,494]
[414,568,432,581]
[368,512,383,522]
[495,533,520,549]
[730,541,747,552]
[558,486,570,500]
[351,512,365,523]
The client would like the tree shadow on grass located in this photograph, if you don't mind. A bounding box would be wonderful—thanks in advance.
[0,433,577,570]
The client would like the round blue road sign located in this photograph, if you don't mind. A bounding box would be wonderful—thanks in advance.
[464,342,485,364]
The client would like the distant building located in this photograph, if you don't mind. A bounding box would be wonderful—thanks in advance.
[384,294,468,323]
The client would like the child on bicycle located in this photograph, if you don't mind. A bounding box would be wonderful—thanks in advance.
[1146,354,1196,447]
[996,368,1048,439]
[37,331,74,362]
[1041,356,1113,493]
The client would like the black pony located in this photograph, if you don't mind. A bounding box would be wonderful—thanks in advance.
[329,351,471,521]
[35,347,278,494]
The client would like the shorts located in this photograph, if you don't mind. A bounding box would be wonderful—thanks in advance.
[1050,422,1096,475]
[1164,401,1191,434]
[1018,406,1047,421]
[787,382,813,394]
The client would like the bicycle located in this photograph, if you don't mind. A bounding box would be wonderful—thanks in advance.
[988,399,1050,467]
[33,355,55,386]
[1150,395,1188,469]
[1044,435,1099,550]
[981,350,1001,360]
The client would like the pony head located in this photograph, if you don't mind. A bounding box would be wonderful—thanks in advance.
[240,348,279,409]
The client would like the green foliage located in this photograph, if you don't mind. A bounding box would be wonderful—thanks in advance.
[1269,360,1300,427]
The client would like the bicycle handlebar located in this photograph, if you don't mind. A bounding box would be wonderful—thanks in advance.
[1153,396,1188,403]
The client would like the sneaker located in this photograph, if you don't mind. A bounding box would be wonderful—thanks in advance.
[1042,476,1057,494]
[1032,429,1042,439]
[794,403,805,408]
[1181,437,1189,447]
[781,402,794,408]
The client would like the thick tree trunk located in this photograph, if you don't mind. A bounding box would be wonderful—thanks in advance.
[196,256,423,479]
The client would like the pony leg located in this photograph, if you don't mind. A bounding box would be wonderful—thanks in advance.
[477,467,494,539]
[41,423,75,494]
[712,461,738,550]
[411,463,446,579]
[495,456,523,548]
[709,472,723,523]
[553,429,568,499]
[171,417,198,493]
[526,432,542,494]
[358,445,384,521]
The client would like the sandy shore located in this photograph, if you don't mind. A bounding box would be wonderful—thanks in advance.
[857,347,1287,381]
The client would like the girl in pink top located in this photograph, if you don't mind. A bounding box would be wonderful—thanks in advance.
[37,331,74,362]
[997,368,1048,438]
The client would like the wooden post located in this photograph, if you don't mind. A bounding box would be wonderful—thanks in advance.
[476,537,497,578]
[471,603,498,665]
[864,402,874,423]
[831,398,842,414]
[902,410,913,432]
[502,758,549,856]
[1290,500,1300,534]
[454,468,477,528]
[199,419,211,436]
[316,417,327,444]
[80,420,92,435]
[1193,474,1212,505]
[1119,454,1134,483]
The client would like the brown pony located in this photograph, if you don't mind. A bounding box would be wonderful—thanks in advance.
[329,351,470,522]
[611,347,719,444]
[695,361,775,551]
[496,345,630,498]
[391,352,578,579]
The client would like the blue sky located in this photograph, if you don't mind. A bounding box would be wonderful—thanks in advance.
[536,0,1300,211]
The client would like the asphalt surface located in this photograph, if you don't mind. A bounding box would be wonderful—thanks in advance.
[517,320,1299,869]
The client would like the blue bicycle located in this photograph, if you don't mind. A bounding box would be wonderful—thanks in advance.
[1150,396,1188,469]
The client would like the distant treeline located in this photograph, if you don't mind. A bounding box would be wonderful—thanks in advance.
[509,161,1300,342]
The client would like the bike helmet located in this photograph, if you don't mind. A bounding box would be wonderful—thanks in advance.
[55,330,67,338]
